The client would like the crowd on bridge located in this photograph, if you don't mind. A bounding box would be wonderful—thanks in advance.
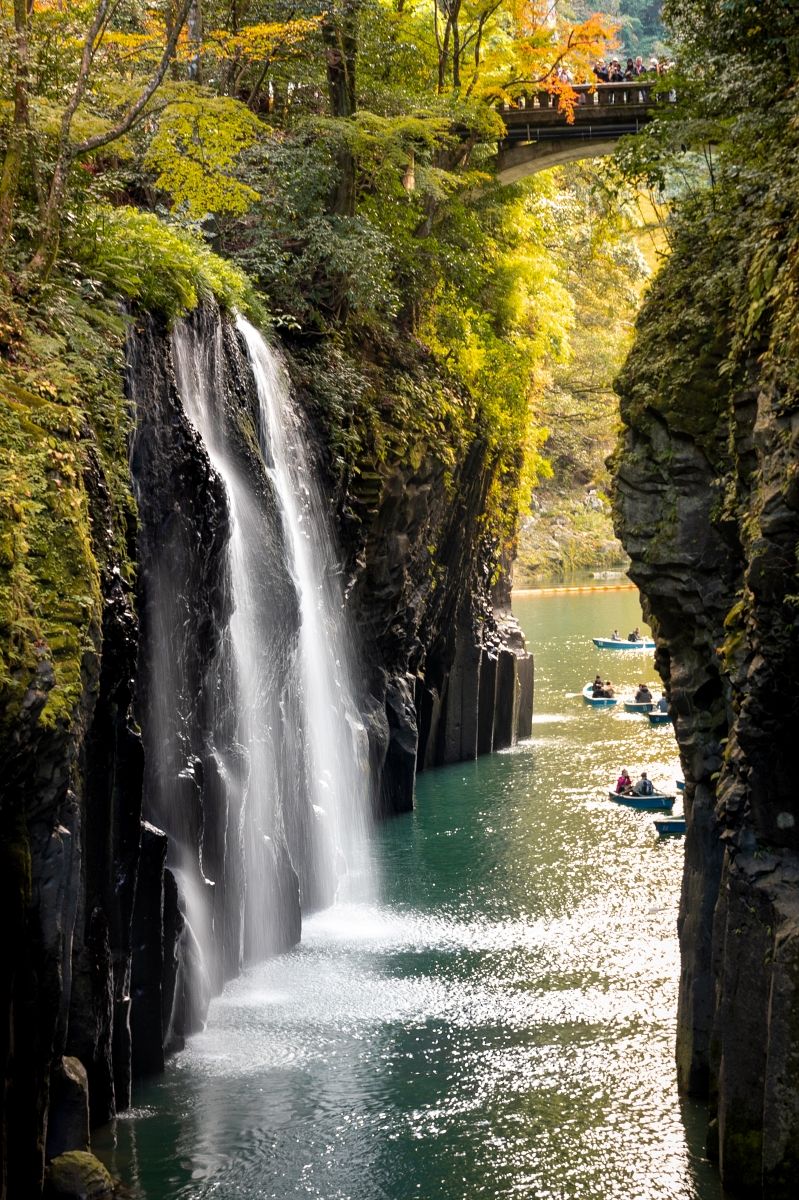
[553,55,673,84]
[592,55,673,82]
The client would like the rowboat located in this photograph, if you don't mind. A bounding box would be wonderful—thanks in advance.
[676,780,685,791]
[608,790,675,810]
[648,711,670,726]
[623,700,654,712]
[592,637,655,650]
[654,818,686,835]
[582,682,617,706]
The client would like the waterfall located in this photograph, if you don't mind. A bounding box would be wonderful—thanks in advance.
[236,317,372,904]
[142,309,371,1011]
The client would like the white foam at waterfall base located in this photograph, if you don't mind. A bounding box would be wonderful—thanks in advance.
[237,316,373,904]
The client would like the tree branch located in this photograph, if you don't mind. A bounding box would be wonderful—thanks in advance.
[73,0,194,156]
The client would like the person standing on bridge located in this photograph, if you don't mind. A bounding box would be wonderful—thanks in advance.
[633,56,644,75]
[594,59,609,82]
[610,60,624,82]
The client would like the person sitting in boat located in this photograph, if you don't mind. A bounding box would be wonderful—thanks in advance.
[627,626,643,642]
[601,679,615,697]
[592,674,605,697]
[634,682,653,703]
[616,768,633,794]
[611,629,622,641]
[632,771,654,796]
[656,693,668,712]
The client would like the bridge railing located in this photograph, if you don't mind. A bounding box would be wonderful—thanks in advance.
[497,81,669,115]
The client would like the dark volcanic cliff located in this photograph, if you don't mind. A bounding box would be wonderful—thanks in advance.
[613,240,799,1194]
[341,439,533,814]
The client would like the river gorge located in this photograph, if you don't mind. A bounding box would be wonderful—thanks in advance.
[3,4,799,1196]
[94,590,724,1200]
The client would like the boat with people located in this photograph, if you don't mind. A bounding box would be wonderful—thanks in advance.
[582,681,617,706]
[623,699,655,712]
[654,818,686,835]
[648,711,670,726]
[608,790,675,810]
[610,769,674,808]
[592,636,655,650]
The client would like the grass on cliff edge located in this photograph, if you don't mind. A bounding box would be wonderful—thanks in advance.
[0,210,258,749]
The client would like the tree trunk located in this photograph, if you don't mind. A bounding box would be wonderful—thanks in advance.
[188,0,203,82]
[438,12,452,93]
[452,4,461,90]
[0,0,30,257]
[322,3,359,217]
[25,155,72,280]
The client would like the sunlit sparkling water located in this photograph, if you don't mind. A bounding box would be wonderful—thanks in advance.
[95,591,725,1199]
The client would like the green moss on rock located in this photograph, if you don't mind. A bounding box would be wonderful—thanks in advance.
[44,1151,113,1199]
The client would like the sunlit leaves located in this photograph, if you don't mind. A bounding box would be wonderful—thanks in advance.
[144,96,262,215]
[203,17,323,65]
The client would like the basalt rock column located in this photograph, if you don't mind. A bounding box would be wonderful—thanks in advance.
[614,314,799,1191]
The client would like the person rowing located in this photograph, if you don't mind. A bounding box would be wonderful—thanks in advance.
[627,626,643,642]
[591,674,604,697]
[616,768,633,794]
[632,771,654,796]
[655,692,668,712]
[634,681,653,703]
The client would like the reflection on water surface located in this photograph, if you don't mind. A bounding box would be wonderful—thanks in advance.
[95,591,726,1199]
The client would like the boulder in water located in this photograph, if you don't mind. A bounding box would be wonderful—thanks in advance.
[45,1151,113,1198]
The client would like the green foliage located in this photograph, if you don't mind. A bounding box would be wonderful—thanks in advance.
[67,206,266,322]
[614,0,799,451]
[232,135,399,325]
[144,96,263,218]
[0,0,646,601]
[538,163,650,487]
[287,337,475,479]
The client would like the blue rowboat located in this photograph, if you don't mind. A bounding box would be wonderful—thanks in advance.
[582,682,617,707]
[654,818,686,835]
[624,700,654,713]
[648,711,670,725]
[608,790,675,810]
[592,637,655,650]
[676,780,685,791]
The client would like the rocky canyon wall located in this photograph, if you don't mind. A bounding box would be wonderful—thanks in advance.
[287,346,534,817]
[1,304,532,1197]
[614,257,799,1196]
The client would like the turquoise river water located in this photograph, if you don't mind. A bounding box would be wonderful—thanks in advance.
[95,590,726,1199]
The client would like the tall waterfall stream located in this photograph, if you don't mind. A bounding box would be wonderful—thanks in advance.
[236,317,372,907]
[152,316,372,997]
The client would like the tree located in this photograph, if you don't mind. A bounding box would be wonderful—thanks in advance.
[23,0,194,278]
[0,0,30,255]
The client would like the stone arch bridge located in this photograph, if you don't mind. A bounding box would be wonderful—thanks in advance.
[494,81,661,184]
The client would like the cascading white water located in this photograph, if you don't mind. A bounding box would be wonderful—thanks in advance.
[167,314,371,986]
[236,316,372,904]
[172,321,294,965]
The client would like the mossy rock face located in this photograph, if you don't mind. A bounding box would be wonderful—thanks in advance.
[0,285,134,747]
[45,1152,113,1198]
